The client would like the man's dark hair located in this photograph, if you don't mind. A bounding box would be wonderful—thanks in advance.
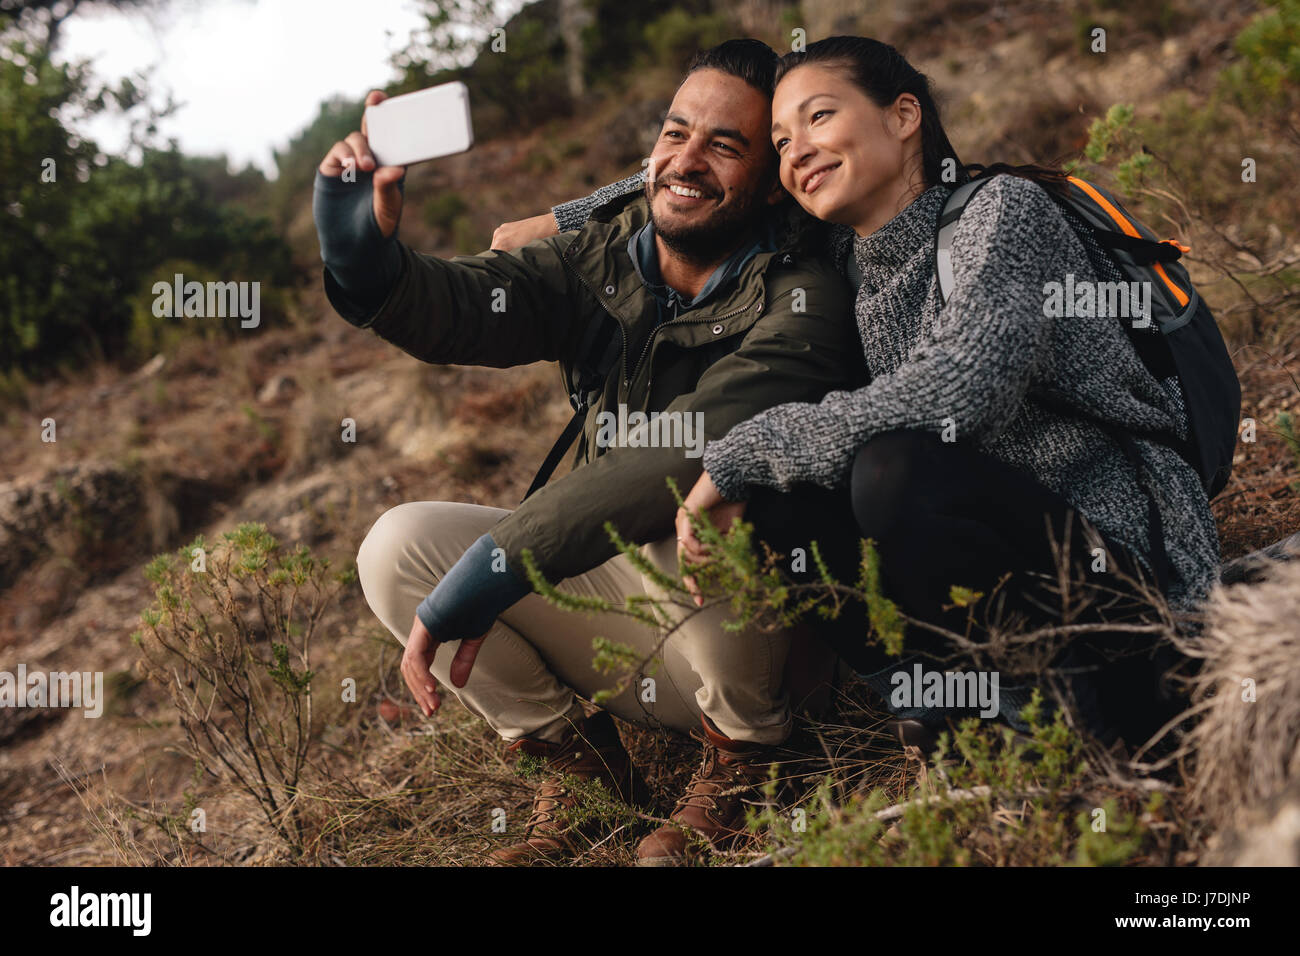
[685,38,779,97]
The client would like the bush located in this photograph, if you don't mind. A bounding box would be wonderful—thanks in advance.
[1221,0,1300,111]
[423,192,469,231]
[0,39,294,373]
[423,194,484,254]
[132,523,356,857]
[642,8,734,74]
[748,694,1155,867]
[516,476,1173,865]
[126,258,292,361]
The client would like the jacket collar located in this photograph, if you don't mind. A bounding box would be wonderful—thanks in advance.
[564,190,820,323]
[627,220,774,314]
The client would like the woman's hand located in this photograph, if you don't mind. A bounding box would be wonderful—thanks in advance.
[676,470,746,607]
[400,616,488,717]
[491,212,560,251]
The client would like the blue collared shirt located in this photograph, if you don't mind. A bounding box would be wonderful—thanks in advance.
[627,218,778,322]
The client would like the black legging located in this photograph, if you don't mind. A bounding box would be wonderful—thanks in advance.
[743,428,1181,743]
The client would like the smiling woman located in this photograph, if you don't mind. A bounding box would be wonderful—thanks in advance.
[686,36,1231,745]
[768,42,963,237]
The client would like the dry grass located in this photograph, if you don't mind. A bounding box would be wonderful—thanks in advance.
[1173,558,1300,832]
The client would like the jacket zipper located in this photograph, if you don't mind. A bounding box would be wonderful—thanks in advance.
[562,244,636,387]
[562,237,776,387]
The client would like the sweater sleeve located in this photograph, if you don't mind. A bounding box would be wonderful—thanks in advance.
[552,171,646,231]
[703,176,1078,500]
[312,169,407,325]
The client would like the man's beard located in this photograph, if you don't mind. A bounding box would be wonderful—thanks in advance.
[647,177,769,267]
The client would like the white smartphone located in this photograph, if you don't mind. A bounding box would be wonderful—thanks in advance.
[364,81,474,167]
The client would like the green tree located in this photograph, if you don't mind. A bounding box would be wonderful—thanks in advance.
[0,37,292,372]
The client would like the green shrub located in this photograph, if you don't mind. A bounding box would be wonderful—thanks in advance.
[642,8,733,73]
[423,193,469,232]
[749,693,1151,867]
[132,523,356,857]
[1221,0,1300,110]
[0,39,293,373]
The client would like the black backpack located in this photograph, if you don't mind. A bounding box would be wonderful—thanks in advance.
[934,173,1241,500]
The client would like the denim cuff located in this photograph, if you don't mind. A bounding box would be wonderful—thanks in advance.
[415,533,532,643]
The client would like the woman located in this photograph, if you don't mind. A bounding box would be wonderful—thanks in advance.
[533,37,1222,745]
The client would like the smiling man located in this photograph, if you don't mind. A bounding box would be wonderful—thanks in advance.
[313,39,864,865]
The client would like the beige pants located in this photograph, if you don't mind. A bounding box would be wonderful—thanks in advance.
[356,501,845,745]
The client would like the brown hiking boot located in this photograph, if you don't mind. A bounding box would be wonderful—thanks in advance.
[636,714,785,866]
[490,709,649,866]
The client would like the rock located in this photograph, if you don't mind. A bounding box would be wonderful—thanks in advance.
[1208,780,1300,866]
[1218,531,1300,585]
[257,374,297,404]
[0,463,143,591]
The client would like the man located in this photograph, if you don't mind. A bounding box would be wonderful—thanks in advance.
[313,39,863,865]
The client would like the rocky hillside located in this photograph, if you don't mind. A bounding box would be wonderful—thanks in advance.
[1,0,1297,865]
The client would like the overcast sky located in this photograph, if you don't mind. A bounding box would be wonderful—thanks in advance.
[55,0,495,178]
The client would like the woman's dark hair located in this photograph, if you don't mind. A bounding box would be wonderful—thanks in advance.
[775,37,1068,193]
[686,38,779,97]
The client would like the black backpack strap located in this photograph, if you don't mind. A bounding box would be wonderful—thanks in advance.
[521,317,622,502]
[1088,228,1184,265]
[523,410,587,500]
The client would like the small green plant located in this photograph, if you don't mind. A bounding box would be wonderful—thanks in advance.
[423,193,468,232]
[1074,795,1152,865]
[240,401,278,442]
[519,475,909,706]
[1083,103,1136,164]
[748,691,1151,867]
[517,475,1162,866]
[1220,0,1300,111]
[1274,411,1300,491]
[132,522,356,857]
[506,752,642,857]
[642,8,732,70]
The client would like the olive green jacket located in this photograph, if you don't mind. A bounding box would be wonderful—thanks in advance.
[326,192,863,584]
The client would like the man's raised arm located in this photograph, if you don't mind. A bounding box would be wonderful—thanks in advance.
[314,90,581,368]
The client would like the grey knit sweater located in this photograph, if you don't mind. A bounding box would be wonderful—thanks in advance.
[554,174,1221,612]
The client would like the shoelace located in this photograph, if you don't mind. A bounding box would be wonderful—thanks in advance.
[673,731,764,815]
[522,743,619,834]
[523,744,585,832]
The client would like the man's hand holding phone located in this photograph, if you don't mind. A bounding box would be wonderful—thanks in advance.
[318,90,406,238]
